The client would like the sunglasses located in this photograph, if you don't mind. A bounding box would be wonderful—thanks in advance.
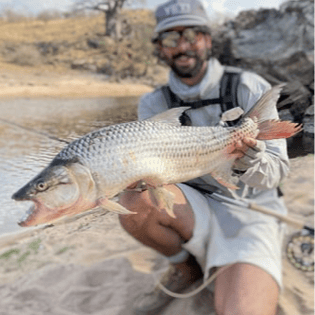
[154,27,207,48]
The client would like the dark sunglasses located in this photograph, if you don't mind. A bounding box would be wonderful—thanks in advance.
[153,26,209,48]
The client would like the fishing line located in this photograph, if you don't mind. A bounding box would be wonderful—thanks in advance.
[156,264,232,299]
[0,117,70,144]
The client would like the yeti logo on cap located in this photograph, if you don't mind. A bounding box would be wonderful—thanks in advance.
[154,0,210,33]
[163,1,191,16]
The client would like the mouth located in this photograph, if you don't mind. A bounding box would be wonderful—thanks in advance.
[16,194,97,227]
[175,55,195,65]
[18,202,40,227]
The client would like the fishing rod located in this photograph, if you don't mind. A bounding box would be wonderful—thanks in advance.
[212,193,314,273]
[248,202,314,272]
[0,118,70,144]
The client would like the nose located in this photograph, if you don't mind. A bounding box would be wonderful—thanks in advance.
[176,36,191,52]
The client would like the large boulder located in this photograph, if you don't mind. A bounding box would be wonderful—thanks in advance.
[212,0,314,156]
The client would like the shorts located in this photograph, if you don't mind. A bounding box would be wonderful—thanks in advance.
[177,183,287,290]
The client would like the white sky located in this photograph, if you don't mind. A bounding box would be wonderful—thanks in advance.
[0,0,286,17]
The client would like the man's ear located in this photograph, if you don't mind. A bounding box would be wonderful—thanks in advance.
[205,34,212,50]
[155,43,167,61]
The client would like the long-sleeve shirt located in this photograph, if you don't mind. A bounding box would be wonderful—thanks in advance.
[138,58,289,214]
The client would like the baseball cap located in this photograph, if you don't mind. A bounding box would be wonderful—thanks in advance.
[154,0,211,33]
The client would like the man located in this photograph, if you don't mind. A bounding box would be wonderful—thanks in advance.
[119,1,289,314]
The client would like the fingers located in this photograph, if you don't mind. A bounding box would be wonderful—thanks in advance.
[234,137,257,154]
[242,137,257,148]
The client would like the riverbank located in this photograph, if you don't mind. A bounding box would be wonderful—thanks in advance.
[0,67,154,99]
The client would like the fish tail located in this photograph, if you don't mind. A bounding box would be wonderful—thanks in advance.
[245,84,285,123]
[257,120,302,140]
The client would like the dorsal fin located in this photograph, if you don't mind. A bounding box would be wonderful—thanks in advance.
[244,84,285,123]
[146,107,191,126]
[221,107,244,122]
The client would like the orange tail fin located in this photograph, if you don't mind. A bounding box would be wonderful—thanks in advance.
[257,120,302,140]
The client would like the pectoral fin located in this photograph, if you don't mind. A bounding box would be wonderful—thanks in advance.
[98,198,137,215]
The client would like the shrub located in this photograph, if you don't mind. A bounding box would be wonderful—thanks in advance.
[6,45,42,66]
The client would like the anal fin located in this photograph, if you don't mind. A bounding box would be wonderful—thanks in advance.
[211,156,239,190]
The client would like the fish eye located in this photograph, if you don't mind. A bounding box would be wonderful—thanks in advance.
[36,181,48,192]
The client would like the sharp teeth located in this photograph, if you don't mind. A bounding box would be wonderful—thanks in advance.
[18,214,28,223]
[18,208,33,223]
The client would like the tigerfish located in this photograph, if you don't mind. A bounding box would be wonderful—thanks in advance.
[12,85,301,227]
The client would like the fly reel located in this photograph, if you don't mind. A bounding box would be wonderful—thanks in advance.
[286,228,314,272]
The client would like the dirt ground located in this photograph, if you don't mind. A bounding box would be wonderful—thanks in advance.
[0,67,154,99]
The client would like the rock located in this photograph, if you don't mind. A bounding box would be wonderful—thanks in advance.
[133,62,147,77]
[278,81,312,122]
[302,105,314,153]
[87,39,101,49]
[223,0,314,62]
[100,36,116,48]
[97,62,114,76]
[71,60,97,72]
[211,0,314,157]
[279,109,294,122]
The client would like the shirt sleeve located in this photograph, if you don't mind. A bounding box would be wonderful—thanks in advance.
[234,72,290,190]
[138,89,169,121]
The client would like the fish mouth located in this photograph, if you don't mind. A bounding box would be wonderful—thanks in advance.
[18,202,42,227]
[17,198,62,227]
[17,195,98,227]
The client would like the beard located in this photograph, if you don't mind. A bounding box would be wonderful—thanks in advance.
[164,49,211,78]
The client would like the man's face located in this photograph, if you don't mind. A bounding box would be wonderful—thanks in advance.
[157,26,212,79]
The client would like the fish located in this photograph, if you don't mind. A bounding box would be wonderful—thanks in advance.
[12,85,301,227]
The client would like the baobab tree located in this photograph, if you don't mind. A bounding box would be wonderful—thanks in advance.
[72,0,146,39]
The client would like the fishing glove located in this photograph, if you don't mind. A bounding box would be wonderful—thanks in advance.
[233,140,266,172]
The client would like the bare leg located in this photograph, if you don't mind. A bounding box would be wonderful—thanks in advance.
[118,184,202,280]
[119,184,202,314]
[118,184,195,256]
[214,263,279,315]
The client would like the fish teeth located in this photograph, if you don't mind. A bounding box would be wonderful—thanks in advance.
[18,207,34,223]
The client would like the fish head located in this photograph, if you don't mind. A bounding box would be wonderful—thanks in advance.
[12,160,97,227]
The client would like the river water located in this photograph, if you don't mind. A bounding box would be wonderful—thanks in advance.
[0,96,139,235]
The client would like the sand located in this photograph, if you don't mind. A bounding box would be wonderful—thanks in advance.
[0,68,153,99]
[0,70,313,315]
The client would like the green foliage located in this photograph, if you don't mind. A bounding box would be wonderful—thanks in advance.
[0,249,20,260]
[28,239,41,253]
[17,251,31,265]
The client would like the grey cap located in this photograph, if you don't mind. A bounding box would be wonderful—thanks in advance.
[155,0,211,33]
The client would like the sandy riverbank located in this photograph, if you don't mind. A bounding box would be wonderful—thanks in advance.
[0,69,313,315]
[0,67,153,99]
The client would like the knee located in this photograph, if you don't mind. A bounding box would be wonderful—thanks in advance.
[118,190,158,237]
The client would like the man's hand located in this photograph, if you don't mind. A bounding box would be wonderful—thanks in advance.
[229,137,258,159]
[232,137,267,172]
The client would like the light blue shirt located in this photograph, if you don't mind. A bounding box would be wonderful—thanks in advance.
[138,58,289,213]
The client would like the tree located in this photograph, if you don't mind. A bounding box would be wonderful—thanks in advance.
[72,0,145,39]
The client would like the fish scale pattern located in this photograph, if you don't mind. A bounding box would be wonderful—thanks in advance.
[53,118,258,197]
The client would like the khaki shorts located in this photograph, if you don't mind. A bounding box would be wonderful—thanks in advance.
[177,183,286,290]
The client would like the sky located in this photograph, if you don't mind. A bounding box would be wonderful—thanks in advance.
[0,0,286,18]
